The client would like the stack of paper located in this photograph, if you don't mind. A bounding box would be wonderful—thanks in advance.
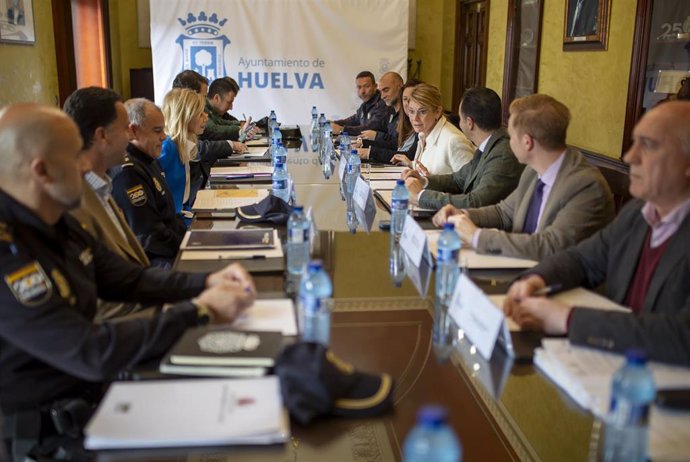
[426,230,538,269]
[375,190,435,213]
[535,339,690,460]
[210,166,273,178]
[193,189,268,211]
[85,377,288,449]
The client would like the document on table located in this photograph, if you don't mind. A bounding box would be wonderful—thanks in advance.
[240,146,270,157]
[376,189,435,213]
[210,165,273,177]
[533,339,690,461]
[367,172,404,181]
[179,230,283,260]
[192,189,269,211]
[232,298,297,336]
[368,165,409,173]
[246,138,269,147]
[84,376,288,449]
[368,180,397,190]
[426,230,538,269]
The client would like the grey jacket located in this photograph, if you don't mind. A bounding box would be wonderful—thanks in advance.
[419,129,523,210]
[466,148,615,260]
[532,199,690,366]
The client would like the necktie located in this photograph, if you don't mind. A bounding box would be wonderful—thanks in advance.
[522,179,545,234]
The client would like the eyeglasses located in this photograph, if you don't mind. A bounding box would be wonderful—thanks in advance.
[407,107,431,118]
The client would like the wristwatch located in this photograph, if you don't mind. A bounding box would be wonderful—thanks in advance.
[192,300,214,325]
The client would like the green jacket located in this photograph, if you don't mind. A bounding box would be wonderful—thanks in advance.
[201,100,241,141]
[419,129,523,210]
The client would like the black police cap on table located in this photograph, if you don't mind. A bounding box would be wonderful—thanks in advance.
[237,195,292,225]
[274,342,395,425]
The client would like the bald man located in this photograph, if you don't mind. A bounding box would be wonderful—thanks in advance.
[356,72,406,163]
[504,101,690,366]
[0,104,256,459]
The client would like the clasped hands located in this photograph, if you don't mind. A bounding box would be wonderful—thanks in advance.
[194,263,257,324]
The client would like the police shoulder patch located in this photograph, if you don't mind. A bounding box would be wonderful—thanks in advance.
[4,262,53,306]
[126,185,147,207]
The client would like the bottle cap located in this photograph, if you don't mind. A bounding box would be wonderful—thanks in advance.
[396,179,405,186]
[342,131,349,136]
[293,206,304,212]
[417,405,448,427]
[307,260,323,272]
[443,222,455,231]
[625,348,648,365]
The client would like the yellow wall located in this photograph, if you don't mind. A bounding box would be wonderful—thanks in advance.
[108,0,152,99]
[485,1,507,97]
[487,0,636,158]
[0,1,58,105]
[409,0,457,109]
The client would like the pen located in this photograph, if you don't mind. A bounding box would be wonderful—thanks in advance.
[243,113,247,121]
[215,255,267,260]
[532,283,563,297]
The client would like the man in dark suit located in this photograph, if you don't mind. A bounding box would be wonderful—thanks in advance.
[435,94,614,261]
[331,71,388,135]
[504,101,690,366]
[403,87,523,211]
[63,87,151,319]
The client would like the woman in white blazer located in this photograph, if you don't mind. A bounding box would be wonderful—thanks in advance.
[392,83,473,175]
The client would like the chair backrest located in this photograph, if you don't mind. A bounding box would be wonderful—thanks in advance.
[580,150,631,214]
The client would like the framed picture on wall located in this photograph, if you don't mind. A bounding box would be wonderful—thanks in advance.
[0,0,35,44]
[563,0,611,51]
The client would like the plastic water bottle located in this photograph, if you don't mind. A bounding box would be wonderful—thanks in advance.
[340,131,351,157]
[298,260,332,345]
[268,109,277,140]
[287,206,310,275]
[271,161,289,203]
[310,108,319,152]
[271,124,283,148]
[318,113,327,158]
[603,349,656,462]
[322,124,334,179]
[275,140,287,167]
[346,149,361,198]
[435,223,461,307]
[403,405,462,462]
[390,179,409,242]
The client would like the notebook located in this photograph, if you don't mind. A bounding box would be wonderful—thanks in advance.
[180,229,275,250]
[167,327,283,368]
[192,188,269,211]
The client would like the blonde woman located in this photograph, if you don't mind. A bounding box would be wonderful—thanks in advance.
[391,83,473,176]
[158,88,208,220]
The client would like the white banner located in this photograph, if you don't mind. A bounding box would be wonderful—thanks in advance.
[150,0,408,124]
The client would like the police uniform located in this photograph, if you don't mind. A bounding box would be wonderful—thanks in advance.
[110,144,187,266]
[0,188,208,416]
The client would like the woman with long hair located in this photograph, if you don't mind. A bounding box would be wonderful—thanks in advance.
[158,87,208,222]
[391,83,473,175]
[358,79,422,163]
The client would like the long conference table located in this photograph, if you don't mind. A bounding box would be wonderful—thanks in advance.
[102,127,599,461]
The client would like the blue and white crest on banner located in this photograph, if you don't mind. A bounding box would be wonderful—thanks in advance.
[175,11,230,82]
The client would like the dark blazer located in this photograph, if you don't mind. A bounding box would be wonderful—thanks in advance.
[466,148,615,260]
[533,199,690,366]
[419,129,523,210]
[333,91,388,135]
